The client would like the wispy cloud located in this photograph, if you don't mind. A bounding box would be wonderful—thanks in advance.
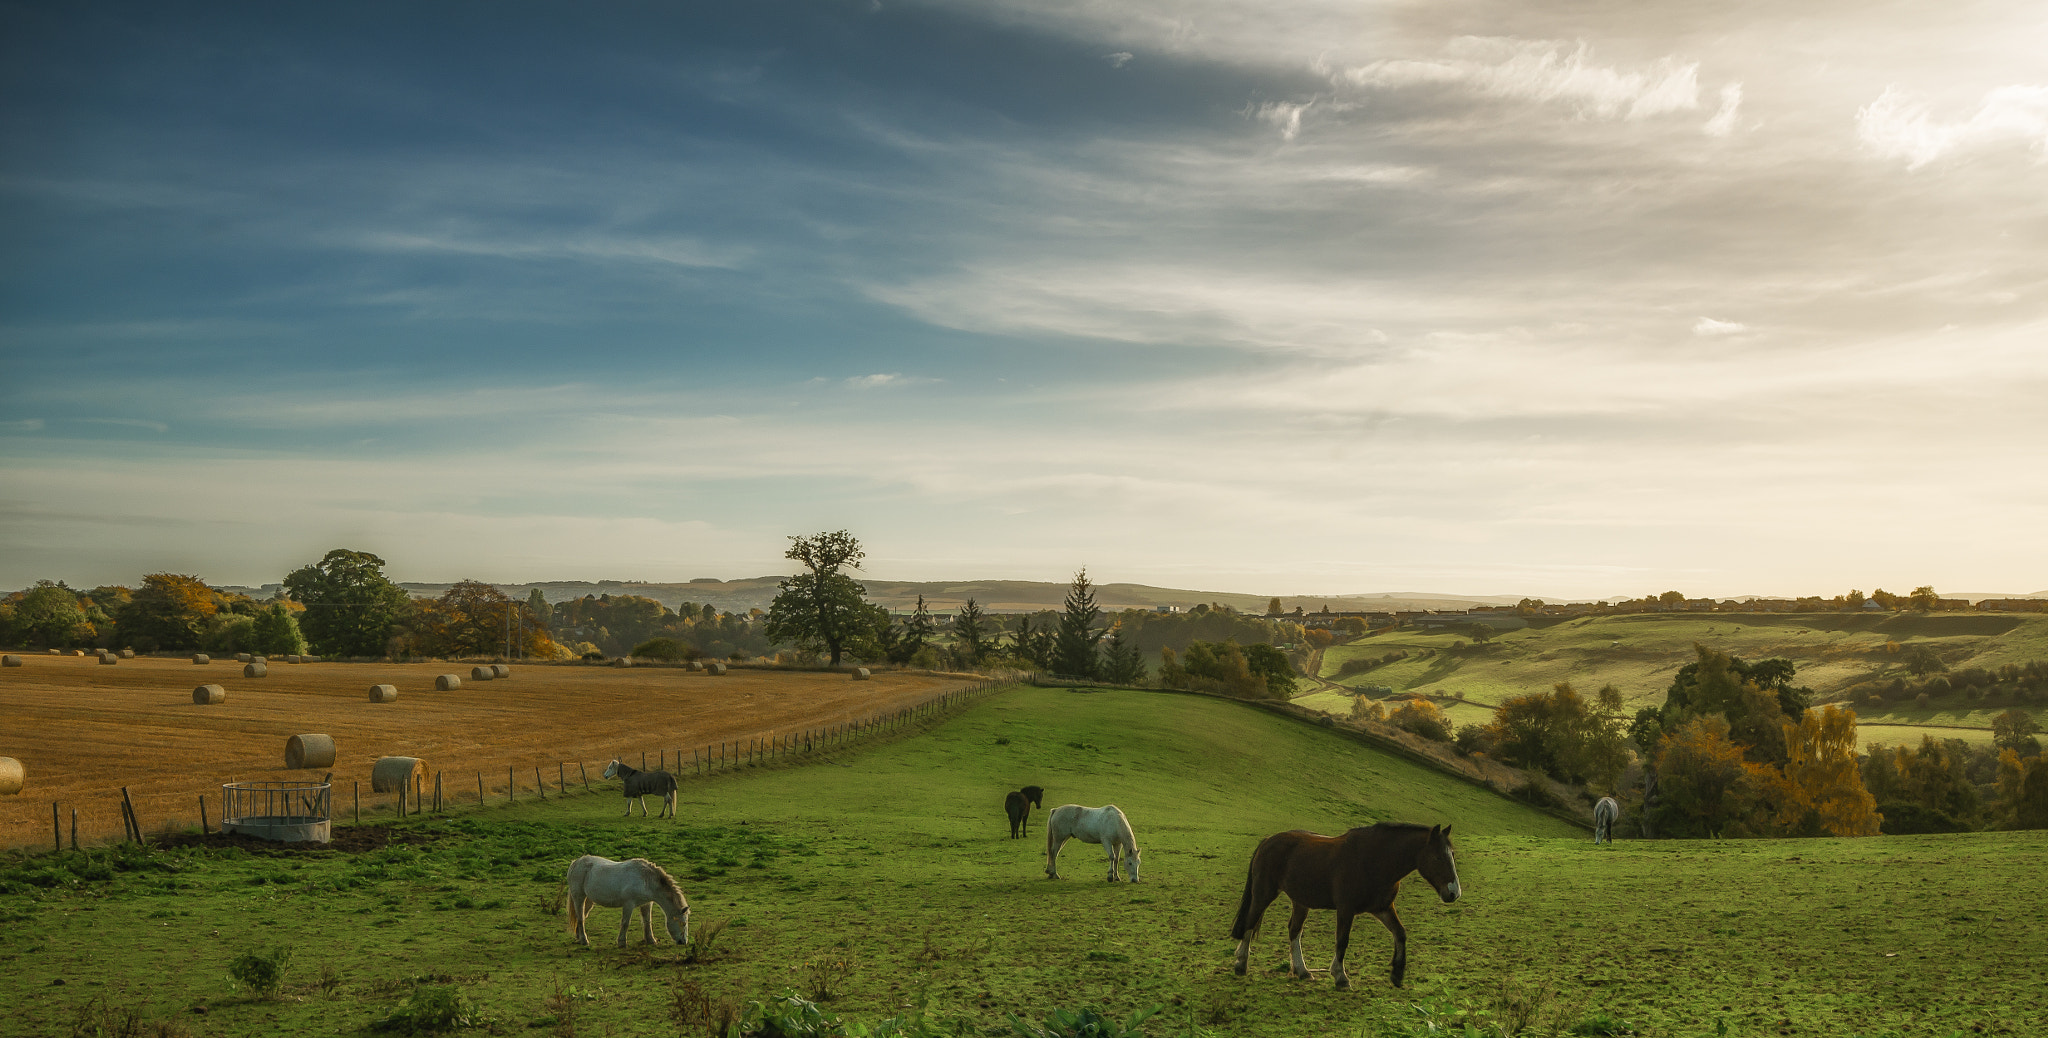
[1692,317,1746,337]
[1703,83,1742,137]
[75,418,170,433]
[0,418,45,432]
[1250,100,1310,140]
[842,373,937,389]
[353,230,744,269]
[1339,38,1701,121]
[1105,52,1134,68]
[1858,84,2048,168]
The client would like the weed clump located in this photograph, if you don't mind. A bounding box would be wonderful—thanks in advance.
[67,995,192,1038]
[372,985,493,1034]
[226,946,293,999]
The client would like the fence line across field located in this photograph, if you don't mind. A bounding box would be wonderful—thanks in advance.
[17,673,1019,851]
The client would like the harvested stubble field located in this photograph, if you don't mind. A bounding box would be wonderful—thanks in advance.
[0,655,972,850]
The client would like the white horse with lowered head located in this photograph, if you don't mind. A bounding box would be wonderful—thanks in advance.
[1593,797,1620,845]
[1045,804,1141,882]
[566,854,691,948]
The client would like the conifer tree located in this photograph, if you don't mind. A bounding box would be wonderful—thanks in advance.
[1053,569,1105,679]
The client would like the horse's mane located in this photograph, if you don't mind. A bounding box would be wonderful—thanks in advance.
[637,859,686,906]
[1368,822,1431,831]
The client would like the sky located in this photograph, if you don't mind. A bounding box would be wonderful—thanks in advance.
[2,0,2045,601]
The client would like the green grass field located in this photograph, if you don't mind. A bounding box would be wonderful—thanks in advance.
[4,685,2043,1038]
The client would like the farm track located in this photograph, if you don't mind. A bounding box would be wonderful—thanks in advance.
[0,656,974,849]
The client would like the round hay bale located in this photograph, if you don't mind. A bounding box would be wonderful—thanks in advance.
[470,666,493,681]
[46,648,59,655]
[69,649,84,657]
[251,655,268,664]
[370,756,425,793]
[98,653,118,666]
[708,662,727,675]
[192,653,210,664]
[284,734,336,769]
[0,757,23,795]
[687,660,703,671]
[300,654,319,663]
[118,649,135,659]
[244,662,267,678]
[491,664,510,678]
[1,655,21,668]
[853,667,871,681]
[368,684,398,703]
[611,657,633,668]
[236,653,252,662]
[193,684,225,704]
[435,673,461,691]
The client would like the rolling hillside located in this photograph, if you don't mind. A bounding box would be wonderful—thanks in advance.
[1309,612,2048,743]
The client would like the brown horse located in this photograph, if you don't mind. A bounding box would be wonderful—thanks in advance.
[1004,785,1044,838]
[1229,823,1460,989]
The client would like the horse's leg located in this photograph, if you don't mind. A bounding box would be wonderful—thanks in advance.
[640,902,656,944]
[1104,839,1121,882]
[1369,907,1408,988]
[1286,901,1312,980]
[616,904,632,948]
[1233,864,1282,977]
[1330,911,1355,990]
[1045,824,1062,879]
[571,893,588,946]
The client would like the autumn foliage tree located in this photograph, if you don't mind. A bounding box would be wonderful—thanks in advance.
[1488,682,1632,791]
[1778,705,1883,837]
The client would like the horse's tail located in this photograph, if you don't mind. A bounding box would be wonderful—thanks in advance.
[1229,845,1265,941]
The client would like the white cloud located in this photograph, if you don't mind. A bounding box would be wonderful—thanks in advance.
[353,229,742,269]
[1251,100,1310,140]
[1703,82,1742,137]
[843,373,936,389]
[1858,84,2048,168]
[0,418,44,432]
[1340,38,1700,120]
[1692,317,1746,336]
[1105,51,1133,68]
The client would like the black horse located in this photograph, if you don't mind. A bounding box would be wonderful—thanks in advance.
[1004,785,1045,838]
[1230,823,1460,989]
[602,759,678,819]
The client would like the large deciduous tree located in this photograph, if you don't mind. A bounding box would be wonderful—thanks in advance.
[762,530,874,667]
[117,574,219,651]
[1779,705,1882,837]
[283,549,409,657]
[11,582,92,647]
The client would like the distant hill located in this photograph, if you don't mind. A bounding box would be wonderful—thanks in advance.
[217,577,1545,615]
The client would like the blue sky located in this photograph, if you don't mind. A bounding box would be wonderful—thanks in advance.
[4,0,2045,599]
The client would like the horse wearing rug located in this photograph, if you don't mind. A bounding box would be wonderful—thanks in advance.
[1045,804,1141,882]
[602,759,677,818]
[1593,797,1619,845]
[1230,823,1460,989]
[1005,785,1045,839]
[565,854,691,948]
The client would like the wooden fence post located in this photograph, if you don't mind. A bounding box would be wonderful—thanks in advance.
[536,766,545,800]
[70,808,78,849]
[508,766,515,803]
[579,761,588,789]
[121,787,140,844]
[355,781,360,824]
[435,772,443,813]
[477,772,484,805]
[199,796,209,835]
[52,801,60,852]
[559,762,566,794]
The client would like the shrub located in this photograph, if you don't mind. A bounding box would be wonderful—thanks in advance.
[1914,692,1931,709]
[1388,698,1453,742]
[227,947,293,999]
[1454,724,1496,757]
[373,985,492,1034]
[68,996,192,1038]
[632,638,702,662]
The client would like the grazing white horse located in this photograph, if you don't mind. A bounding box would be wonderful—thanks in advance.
[1593,797,1620,845]
[565,854,691,948]
[1045,804,1142,882]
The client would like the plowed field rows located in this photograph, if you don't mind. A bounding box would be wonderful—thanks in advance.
[0,655,970,849]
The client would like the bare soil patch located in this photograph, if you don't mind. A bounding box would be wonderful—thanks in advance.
[0,656,970,848]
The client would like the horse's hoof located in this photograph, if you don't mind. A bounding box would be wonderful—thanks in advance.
[1333,978,1350,991]
[1232,965,1245,977]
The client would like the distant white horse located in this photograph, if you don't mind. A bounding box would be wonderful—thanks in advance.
[565,854,691,948]
[1593,797,1620,845]
[1045,804,1142,882]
